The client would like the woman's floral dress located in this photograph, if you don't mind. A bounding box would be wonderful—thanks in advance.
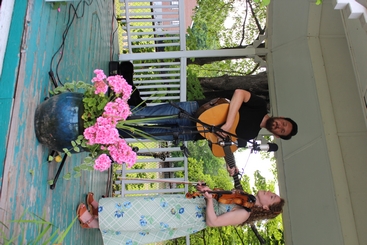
[98,194,237,245]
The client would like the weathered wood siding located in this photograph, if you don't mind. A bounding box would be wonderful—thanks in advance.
[0,0,118,243]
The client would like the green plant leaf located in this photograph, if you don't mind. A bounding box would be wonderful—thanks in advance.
[10,219,50,224]
[80,163,92,170]
[54,216,78,243]
[83,156,93,163]
[4,236,18,245]
[76,81,87,88]
[63,173,71,180]
[33,224,52,244]
[42,228,60,245]
[0,220,9,229]
[74,172,82,178]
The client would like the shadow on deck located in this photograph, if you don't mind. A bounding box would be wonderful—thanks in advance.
[0,0,118,243]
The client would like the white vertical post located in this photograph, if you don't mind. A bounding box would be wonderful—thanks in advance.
[124,1,133,54]
[178,0,186,51]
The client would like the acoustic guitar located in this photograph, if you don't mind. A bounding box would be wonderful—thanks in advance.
[196,98,239,157]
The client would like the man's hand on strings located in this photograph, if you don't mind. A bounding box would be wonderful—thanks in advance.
[227,165,239,177]
[218,123,231,138]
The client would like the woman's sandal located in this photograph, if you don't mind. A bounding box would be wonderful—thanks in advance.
[86,192,99,217]
[76,203,95,228]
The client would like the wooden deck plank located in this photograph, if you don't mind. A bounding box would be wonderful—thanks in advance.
[0,0,117,243]
[0,0,28,190]
[0,98,12,189]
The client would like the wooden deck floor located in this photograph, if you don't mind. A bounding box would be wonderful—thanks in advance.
[0,0,118,244]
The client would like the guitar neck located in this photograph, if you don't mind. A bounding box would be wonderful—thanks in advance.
[223,146,243,190]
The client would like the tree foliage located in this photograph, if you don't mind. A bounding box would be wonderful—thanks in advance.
[186,0,231,51]
[185,0,269,100]
[187,69,206,101]
[187,141,226,176]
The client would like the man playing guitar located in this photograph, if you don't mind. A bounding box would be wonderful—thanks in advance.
[123,89,297,144]
[197,89,297,177]
[121,88,297,177]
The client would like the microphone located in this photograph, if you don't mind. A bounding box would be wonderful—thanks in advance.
[218,140,278,152]
[218,141,238,147]
[252,143,278,152]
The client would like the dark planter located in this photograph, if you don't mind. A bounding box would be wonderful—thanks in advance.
[34,92,85,152]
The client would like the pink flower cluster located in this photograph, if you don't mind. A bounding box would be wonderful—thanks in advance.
[93,69,107,81]
[83,117,119,145]
[92,69,109,95]
[91,69,132,97]
[103,98,131,121]
[94,154,112,172]
[83,69,137,172]
[107,75,132,99]
[107,138,137,168]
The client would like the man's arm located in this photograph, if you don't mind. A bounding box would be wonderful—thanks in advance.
[220,89,251,134]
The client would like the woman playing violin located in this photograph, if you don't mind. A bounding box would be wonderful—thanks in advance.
[77,183,284,245]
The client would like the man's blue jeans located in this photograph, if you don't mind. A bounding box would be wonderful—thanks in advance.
[120,101,199,141]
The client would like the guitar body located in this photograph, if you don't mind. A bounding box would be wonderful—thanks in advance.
[196,98,239,157]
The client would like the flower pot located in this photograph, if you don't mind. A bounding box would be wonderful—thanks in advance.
[34,92,85,152]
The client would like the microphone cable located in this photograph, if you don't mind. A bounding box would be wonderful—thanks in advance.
[49,0,93,88]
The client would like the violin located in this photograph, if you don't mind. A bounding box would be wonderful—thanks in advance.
[186,188,256,211]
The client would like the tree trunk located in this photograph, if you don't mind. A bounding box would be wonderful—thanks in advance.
[187,56,260,66]
[199,72,269,101]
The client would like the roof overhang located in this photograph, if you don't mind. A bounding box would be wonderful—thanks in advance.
[266,0,367,244]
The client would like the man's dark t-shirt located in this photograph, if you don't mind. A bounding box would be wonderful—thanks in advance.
[196,93,268,145]
[236,93,268,147]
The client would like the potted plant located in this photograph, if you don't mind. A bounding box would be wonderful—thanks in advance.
[34,69,149,174]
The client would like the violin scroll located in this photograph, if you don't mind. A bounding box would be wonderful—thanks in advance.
[185,192,201,199]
